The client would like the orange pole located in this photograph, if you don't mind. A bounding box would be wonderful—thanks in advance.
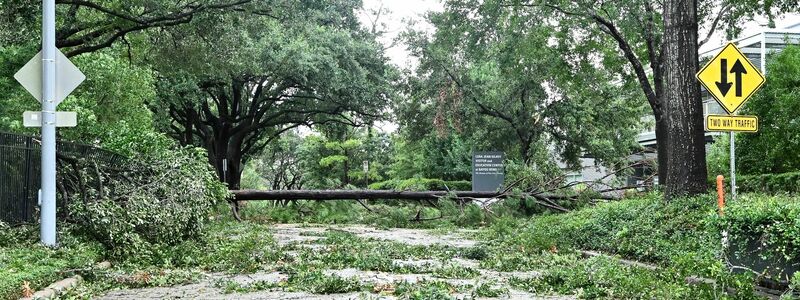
[716,175,725,216]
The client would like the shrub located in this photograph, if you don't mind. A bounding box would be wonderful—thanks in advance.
[64,146,228,257]
[711,194,800,278]
[0,221,10,246]
[482,193,720,273]
[368,178,471,191]
[736,172,800,194]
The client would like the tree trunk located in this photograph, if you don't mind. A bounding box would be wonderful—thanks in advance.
[662,0,708,199]
[520,140,531,165]
[227,161,242,190]
[208,133,244,190]
[184,107,194,146]
[655,117,669,186]
[231,189,619,201]
[226,135,245,190]
[343,149,350,187]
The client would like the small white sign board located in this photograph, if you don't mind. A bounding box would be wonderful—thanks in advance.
[14,49,86,106]
[23,111,77,127]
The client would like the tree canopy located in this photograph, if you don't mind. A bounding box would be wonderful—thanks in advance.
[399,0,645,177]
[736,45,800,174]
[147,0,394,189]
[2,0,799,200]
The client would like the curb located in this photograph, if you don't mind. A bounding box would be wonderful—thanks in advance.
[19,261,111,300]
[20,276,82,300]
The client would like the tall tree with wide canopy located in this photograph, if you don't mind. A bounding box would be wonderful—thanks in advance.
[400,0,644,172]
[150,1,394,190]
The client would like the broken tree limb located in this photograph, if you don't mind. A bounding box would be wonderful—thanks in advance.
[230,189,618,202]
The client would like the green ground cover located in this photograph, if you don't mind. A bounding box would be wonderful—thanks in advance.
[2,192,799,299]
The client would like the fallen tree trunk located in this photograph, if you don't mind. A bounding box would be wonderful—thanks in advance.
[231,189,617,201]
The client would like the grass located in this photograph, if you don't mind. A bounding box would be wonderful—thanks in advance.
[394,280,461,300]
[0,225,104,300]
[473,281,508,297]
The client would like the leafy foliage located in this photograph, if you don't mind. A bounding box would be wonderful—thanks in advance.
[482,193,719,267]
[63,142,228,257]
[297,129,393,189]
[508,255,717,299]
[737,45,800,175]
[734,171,800,194]
[0,46,157,143]
[707,135,731,178]
[712,194,800,278]
[0,225,104,300]
[387,134,474,181]
[368,178,471,191]
[399,0,645,178]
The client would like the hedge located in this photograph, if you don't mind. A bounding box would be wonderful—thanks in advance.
[368,178,472,191]
[736,171,800,194]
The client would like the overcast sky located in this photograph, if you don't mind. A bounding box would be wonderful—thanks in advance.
[700,13,800,53]
[359,0,443,69]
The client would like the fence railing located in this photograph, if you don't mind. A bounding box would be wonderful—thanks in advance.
[0,132,124,224]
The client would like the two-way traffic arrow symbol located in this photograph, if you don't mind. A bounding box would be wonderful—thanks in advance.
[730,59,747,97]
[715,59,732,96]
[715,58,747,97]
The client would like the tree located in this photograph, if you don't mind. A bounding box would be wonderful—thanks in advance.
[401,0,644,174]
[661,0,707,198]
[736,45,800,174]
[388,133,474,181]
[296,126,392,189]
[150,2,394,190]
[243,131,307,191]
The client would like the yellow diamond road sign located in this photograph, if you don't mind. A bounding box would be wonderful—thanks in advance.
[696,43,765,114]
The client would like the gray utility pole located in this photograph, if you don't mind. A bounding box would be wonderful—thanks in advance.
[14,0,84,246]
[41,0,58,246]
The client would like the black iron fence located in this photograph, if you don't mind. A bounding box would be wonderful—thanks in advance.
[0,132,124,224]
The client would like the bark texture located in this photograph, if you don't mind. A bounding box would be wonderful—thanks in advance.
[231,189,618,201]
[662,0,708,199]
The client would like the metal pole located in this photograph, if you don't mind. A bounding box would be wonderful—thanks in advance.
[40,0,57,246]
[730,132,736,200]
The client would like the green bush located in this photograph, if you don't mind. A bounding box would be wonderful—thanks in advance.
[483,193,720,272]
[736,171,800,194]
[711,194,800,273]
[65,146,228,258]
[368,178,471,191]
[483,192,800,287]
[0,221,11,246]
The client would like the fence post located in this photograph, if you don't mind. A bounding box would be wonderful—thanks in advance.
[22,137,34,222]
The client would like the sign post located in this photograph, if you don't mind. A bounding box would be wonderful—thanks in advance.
[40,0,58,247]
[697,42,765,200]
[13,0,85,247]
